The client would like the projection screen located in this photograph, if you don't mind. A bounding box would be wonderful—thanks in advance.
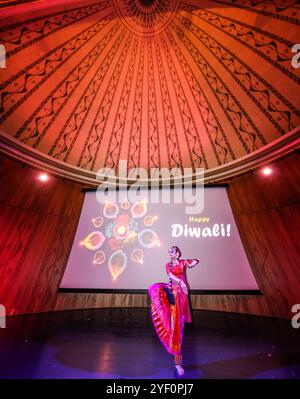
[59,186,260,293]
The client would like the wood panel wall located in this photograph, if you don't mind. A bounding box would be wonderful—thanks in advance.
[0,152,299,318]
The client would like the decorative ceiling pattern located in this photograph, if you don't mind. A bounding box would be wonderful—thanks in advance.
[0,0,299,175]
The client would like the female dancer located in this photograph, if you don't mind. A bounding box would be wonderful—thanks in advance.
[148,246,199,376]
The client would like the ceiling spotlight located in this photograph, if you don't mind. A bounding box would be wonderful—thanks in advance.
[262,167,272,176]
[38,172,49,182]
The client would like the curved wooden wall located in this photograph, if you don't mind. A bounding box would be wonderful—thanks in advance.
[0,151,299,318]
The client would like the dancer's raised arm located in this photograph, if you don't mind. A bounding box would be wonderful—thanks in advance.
[185,259,199,268]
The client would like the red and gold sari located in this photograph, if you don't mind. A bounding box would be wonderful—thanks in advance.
[148,259,192,355]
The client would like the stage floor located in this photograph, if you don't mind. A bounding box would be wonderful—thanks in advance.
[0,308,299,379]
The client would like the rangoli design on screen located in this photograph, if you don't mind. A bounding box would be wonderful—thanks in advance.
[80,198,160,280]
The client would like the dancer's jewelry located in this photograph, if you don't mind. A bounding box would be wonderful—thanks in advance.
[174,354,182,365]
[174,354,184,376]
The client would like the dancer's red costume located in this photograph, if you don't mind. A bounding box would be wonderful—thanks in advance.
[148,259,193,355]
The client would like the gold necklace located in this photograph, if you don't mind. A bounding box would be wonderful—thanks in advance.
[171,259,179,267]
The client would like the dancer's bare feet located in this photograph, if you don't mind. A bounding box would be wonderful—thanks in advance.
[175,364,184,376]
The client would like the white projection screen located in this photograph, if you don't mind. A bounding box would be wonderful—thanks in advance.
[59,186,260,293]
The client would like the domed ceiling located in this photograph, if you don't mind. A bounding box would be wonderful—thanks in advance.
[0,0,299,177]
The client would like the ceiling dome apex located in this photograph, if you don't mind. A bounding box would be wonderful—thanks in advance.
[113,0,180,36]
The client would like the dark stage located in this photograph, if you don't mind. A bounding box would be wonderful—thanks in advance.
[0,308,299,379]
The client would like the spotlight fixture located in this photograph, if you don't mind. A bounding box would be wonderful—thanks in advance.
[262,167,272,176]
[38,172,49,182]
